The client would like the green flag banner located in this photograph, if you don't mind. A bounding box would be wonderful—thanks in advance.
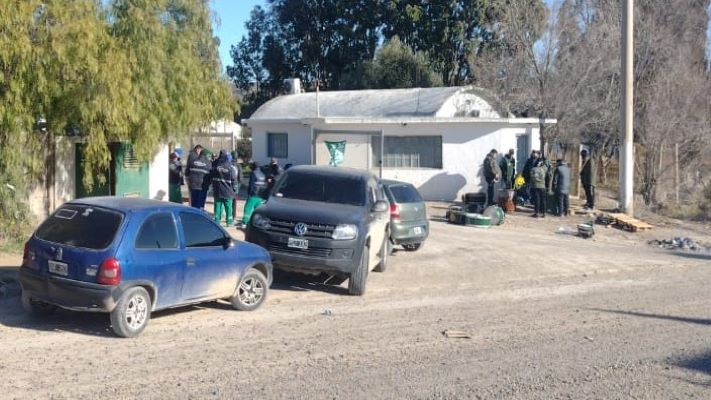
[325,141,346,166]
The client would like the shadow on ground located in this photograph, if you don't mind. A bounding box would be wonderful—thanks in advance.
[0,268,354,337]
[674,350,711,376]
[590,308,711,326]
[270,270,349,295]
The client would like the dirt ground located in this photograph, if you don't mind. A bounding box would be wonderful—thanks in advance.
[1,203,711,399]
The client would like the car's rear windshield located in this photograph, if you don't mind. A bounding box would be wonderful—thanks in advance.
[35,204,123,249]
[274,172,366,206]
[388,184,423,203]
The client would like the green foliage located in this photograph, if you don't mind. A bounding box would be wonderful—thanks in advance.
[343,37,442,89]
[228,0,500,113]
[0,0,234,245]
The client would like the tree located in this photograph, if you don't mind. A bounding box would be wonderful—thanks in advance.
[0,0,234,244]
[342,36,442,89]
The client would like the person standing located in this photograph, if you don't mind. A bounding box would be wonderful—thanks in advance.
[580,149,596,209]
[499,149,516,189]
[530,159,548,218]
[552,159,571,216]
[211,150,236,226]
[230,153,242,226]
[186,145,211,209]
[522,150,540,204]
[248,161,266,197]
[483,149,502,206]
[168,152,183,203]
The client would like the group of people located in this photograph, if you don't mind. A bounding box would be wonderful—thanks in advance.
[168,144,288,228]
[483,148,597,218]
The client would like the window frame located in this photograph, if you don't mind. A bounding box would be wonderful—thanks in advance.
[267,132,289,159]
[373,135,443,169]
[178,211,229,249]
[134,212,180,251]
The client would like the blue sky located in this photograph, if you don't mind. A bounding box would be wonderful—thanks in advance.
[211,0,268,72]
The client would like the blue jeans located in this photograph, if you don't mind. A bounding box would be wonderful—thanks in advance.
[190,189,207,209]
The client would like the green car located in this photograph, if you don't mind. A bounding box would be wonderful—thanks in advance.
[381,180,429,251]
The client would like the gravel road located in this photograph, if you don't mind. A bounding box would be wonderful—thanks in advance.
[1,208,711,399]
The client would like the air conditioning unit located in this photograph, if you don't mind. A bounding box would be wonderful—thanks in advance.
[283,78,301,94]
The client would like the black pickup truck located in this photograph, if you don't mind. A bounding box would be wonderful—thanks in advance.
[245,165,390,295]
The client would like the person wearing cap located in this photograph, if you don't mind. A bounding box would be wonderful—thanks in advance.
[553,159,571,216]
[168,152,183,203]
[580,149,596,209]
[211,150,236,226]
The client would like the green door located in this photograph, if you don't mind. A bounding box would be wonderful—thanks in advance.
[75,142,149,199]
[111,142,149,198]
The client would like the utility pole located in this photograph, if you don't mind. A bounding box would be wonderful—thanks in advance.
[619,0,634,215]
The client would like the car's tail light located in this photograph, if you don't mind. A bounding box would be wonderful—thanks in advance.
[97,258,121,285]
[390,203,400,221]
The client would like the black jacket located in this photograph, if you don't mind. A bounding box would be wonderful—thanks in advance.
[169,159,183,185]
[211,156,236,199]
[186,152,211,191]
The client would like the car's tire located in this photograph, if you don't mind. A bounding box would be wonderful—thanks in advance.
[348,245,369,296]
[21,292,57,317]
[374,236,390,273]
[402,242,422,252]
[230,269,268,311]
[110,287,151,338]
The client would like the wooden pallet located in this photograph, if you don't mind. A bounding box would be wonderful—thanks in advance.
[608,213,654,232]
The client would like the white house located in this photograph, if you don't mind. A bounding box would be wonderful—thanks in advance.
[243,86,555,201]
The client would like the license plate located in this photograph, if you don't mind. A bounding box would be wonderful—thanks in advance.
[413,226,424,235]
[48,260,68,276]
[287,237,309,249]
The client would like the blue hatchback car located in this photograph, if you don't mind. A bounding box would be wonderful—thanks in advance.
[19,197,273,337]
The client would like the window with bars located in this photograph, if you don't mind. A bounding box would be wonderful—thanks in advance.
[372,136,442,169]
[267,133,288,158]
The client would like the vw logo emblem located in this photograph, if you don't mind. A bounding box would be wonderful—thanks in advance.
[293,223,308,236]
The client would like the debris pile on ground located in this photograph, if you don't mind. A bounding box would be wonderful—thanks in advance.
[648,237,710,252]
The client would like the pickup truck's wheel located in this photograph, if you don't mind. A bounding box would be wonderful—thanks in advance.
[348,245,369,296]
[231,269,268,311]
[21,292,56,316]
[403,242,422,252]
[374,236,390,272]
[110,287,151,338]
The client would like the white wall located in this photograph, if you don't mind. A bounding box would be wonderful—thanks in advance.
[149,144,170,201]
[250,122,311,165]
[436,92,501,118]
[250,120,540,201]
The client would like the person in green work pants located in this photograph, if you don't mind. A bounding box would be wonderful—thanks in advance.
[210,150,236,226]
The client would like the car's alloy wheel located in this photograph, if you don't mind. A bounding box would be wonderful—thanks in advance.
[238,276,264,306]
[110,287,151,338]
[231,269,268,311]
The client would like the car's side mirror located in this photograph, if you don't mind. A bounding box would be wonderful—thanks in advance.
[223,236,234,249]
[372,200,389,213]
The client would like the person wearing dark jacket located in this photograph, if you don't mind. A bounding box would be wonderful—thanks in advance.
[483,149,502,206]
[230,153,243,226]
[211,150,236,226]
[499,149,516,189]
[168,152,183,203]
[580,149,596,209]
[552,159,571,216]
[186,145,211,209]
[521,150,540,204]
[248,161,266,197]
